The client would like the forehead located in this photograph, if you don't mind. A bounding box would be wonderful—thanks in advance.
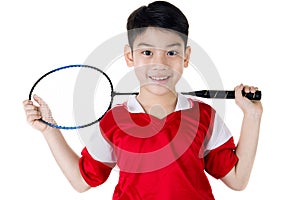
[133,27,185,49]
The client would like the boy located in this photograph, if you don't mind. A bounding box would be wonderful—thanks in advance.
[23,1,263,199]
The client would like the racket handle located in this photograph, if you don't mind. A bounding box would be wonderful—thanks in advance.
[183,90,261,100]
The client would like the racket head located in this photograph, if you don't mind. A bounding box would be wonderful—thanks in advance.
[28,64,114,130]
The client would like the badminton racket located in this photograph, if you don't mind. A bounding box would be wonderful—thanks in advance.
[28,64,261,130]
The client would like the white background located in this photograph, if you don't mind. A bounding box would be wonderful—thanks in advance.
[1,0,300,199]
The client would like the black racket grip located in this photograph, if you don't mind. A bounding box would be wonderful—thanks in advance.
[183,90,261,100]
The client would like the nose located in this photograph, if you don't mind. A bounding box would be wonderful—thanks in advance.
[151,50,168,69]
[151,64,168,71]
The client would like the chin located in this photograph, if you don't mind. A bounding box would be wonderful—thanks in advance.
[143,84,176,96]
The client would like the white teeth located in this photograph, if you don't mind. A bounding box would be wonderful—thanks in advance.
[149,76,169,81]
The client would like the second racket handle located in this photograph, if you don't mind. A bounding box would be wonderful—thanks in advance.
[191,90,261,100]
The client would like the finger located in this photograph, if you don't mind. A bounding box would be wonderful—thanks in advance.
[243,85,251,93]
[250,86,258,93]
[23,99,33,106]
[234,84,245,99]
[26,109,41,115]
[248,86,254,93]
[27,113,42,123]
[33,94,47,106]
[243,85,259,94]
[23,104,39,111]
[234,83,243,91]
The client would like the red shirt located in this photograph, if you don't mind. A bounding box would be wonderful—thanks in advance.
[79,95,238,200]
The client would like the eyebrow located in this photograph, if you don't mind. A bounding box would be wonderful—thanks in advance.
[136,42,182,48]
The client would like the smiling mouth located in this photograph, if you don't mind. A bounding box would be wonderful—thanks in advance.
[148,75,170,81]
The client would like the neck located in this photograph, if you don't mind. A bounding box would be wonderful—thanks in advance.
[136,89,178,119]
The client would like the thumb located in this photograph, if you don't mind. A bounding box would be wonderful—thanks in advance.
[33,94,47,107]
[32,94,55,122]
[234,84,244,99]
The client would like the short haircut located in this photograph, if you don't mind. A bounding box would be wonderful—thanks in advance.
[126,1,189,48]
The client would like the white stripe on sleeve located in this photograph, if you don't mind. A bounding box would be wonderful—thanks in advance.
[205,113,232,151]
[85,125,117,163]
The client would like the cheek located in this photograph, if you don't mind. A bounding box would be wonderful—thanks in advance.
[171,63,184,82]
[171,61,184,74]
[133,59,144,67]
[173,71,182,83]
[132,53,147,66]
[134,66,147,82]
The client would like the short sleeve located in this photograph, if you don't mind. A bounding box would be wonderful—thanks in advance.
[79,147,114,187]
[78,125,116,187]
[84,125,117,163]
[205,113,232,151]
[204,137,238,179]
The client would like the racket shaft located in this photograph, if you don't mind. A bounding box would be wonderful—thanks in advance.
[183,90,261,100]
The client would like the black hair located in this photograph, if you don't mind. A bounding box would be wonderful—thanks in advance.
[126,1,189,48]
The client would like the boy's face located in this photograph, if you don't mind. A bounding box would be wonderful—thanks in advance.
[125,27,191,96]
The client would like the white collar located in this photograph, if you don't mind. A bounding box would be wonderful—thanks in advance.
[126,93,191,113]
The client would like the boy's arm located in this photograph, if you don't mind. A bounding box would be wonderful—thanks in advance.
[42,128,91,192]
[23,95,90,193]
[221,84,263,191]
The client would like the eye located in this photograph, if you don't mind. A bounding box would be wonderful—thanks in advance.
[167,50,178,56]
[142,50,153,56]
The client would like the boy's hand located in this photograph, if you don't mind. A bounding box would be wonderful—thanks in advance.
[23,94,56,133]
[234,84,263,117]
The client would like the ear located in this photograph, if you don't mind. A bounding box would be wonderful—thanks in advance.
[124,45,134,67]
[183,46,191,68]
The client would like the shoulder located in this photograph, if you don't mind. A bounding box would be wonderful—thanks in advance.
[100,103,128,128]
[101,102,128,118]
[188,98,216,115]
